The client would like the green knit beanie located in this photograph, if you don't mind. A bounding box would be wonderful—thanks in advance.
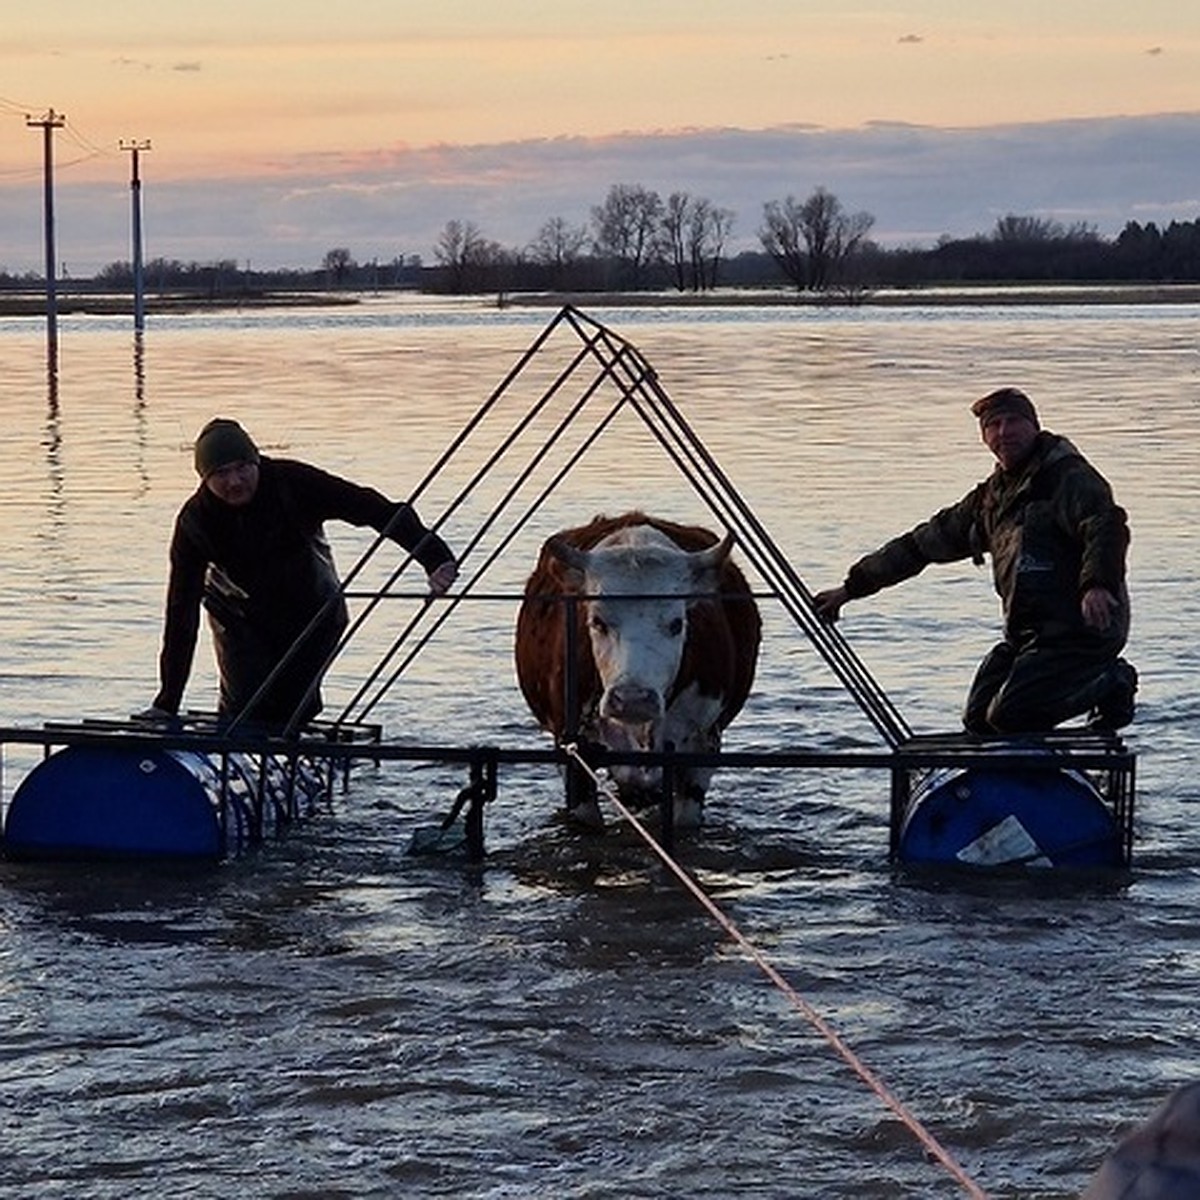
[194,418,260,477]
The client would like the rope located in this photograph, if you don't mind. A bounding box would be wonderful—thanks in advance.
[562,743,989,1200]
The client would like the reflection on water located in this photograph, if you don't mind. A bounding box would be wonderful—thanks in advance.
[132,331,150,496]
[40,376,66,549]
[0,299,1198,1198]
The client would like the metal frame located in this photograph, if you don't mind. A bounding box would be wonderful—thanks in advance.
[0,307,1137,865]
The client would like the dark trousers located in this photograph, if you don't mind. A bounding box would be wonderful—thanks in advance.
[210,601,348,729]
[963,633,1124,734]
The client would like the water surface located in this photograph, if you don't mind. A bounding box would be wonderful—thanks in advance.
[0,296,1197,1198]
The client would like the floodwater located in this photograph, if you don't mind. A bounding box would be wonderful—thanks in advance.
[0,294,1198,1198]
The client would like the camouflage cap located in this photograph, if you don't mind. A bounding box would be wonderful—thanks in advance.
[971,387,1040,429]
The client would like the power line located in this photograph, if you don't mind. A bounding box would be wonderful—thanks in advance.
[62,115,113,160]
[0,93,42,116]
[3,101,111,177]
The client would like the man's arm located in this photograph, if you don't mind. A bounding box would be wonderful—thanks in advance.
[151,519,207,714]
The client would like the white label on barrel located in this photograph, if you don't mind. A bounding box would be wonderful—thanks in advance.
[957,814,1052,868]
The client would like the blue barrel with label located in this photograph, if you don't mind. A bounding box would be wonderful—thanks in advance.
[3,743,327,861]
[897,766,1126,870]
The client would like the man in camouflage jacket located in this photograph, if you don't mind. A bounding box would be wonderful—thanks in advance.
[814,388,1136,733]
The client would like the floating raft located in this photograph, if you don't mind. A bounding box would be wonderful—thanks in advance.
[890,732,1135,871]
[0,726,1136,870]
[0,718,380,862]
[0,310,1140,872]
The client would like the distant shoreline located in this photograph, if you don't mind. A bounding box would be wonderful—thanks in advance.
[2,283,1199,317]
[0,291,360,318]
[503,283,1200,308]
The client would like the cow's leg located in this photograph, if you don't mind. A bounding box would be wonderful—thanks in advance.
[662,686,722,828]
[674,783,705,830]
[566,791,604,830]
[564,746,604,829]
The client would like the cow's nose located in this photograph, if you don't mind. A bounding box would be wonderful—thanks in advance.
[601,683,662,723]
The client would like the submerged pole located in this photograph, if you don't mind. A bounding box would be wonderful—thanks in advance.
[120,139,151,333]
[26,109,65,376]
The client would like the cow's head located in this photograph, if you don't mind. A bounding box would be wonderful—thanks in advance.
[547,524,733,771]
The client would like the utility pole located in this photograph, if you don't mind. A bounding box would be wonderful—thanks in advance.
[26,109,65,375]
[119,139,152,333]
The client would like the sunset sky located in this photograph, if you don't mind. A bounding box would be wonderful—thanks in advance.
[2,1,1197,273]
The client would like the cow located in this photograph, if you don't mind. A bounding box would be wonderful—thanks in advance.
[514,512,762,828]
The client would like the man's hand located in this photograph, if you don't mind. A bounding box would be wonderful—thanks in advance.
[427,560,459,597]
[1081,585,1120,632]
[813,585,849,624]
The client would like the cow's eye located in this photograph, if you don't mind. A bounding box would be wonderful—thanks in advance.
[589,614,609,636]
[667,617,683,637]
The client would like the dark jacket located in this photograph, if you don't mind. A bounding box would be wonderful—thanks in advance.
[843,431,1130,646]
[154,457,453,714]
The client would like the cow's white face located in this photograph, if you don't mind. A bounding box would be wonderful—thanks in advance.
[584,548,690,733]
[551,526,731,778]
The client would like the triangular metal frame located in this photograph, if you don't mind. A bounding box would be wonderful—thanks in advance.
[313,304,911,747]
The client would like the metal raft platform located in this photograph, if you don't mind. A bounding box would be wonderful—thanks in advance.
[0,306,1137,870]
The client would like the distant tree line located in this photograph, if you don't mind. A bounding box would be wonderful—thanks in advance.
[3,183,1199,298]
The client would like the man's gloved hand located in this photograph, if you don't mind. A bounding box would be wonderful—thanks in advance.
[813,585,849,623]
[427,559,459,598]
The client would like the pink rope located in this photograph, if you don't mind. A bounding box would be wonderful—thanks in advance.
[564,746,989,1200]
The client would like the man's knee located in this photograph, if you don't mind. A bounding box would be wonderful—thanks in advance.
[982,691,1045,734]
[986,655,1119,733]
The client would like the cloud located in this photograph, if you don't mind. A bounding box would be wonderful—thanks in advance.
[2,112,1197,274]
[898,34,923,45]
[172,61,203,73]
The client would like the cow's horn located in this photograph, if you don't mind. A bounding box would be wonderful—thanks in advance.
[546,535,589,571]
[692,531,735,571]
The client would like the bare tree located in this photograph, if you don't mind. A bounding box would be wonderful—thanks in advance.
[690,200,734,291]
[433,220,509,293]
[660,193,734,292]
[528,216,589,289]
[322,247,355,287]
[993,214,1099,243]
[434,220,477,270]
[800,187,874,290]
[759,197,807,289]
[662,192,692,291]
[591,183,663,289]
[760,187,874,291]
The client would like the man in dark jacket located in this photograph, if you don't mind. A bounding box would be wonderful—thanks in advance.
[814,388,1136,733]
[144,417,458,729]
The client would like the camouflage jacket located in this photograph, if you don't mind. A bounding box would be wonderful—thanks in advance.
[843,432,1130,644]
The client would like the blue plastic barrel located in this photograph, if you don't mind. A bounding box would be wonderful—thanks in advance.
[4,745,223,860]
[3,743,328,861]
[898,766,1124,870]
